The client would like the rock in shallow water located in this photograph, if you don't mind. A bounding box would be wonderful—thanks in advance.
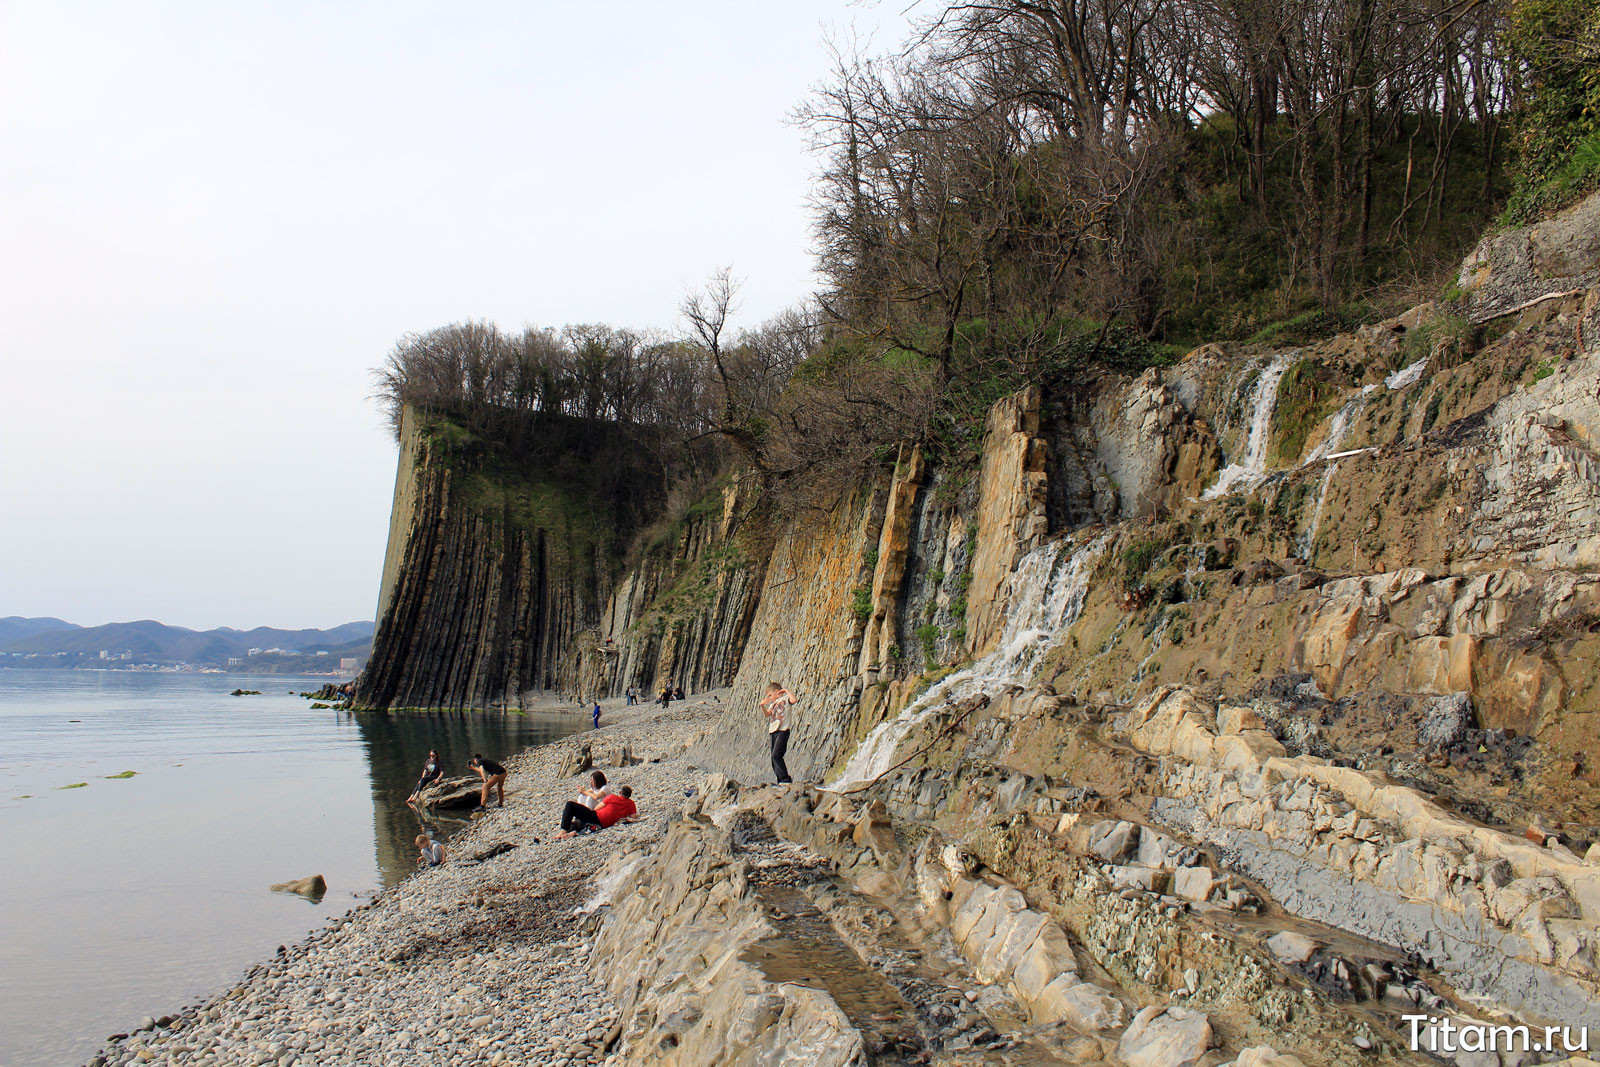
[269,875,327,899]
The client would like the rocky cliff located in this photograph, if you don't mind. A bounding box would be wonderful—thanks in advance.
[359,408,765,709]
[366,193,1600,1064]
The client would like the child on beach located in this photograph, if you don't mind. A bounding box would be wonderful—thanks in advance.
[761,682,798,784]
[553,785,636,839]
[468,754,507,810]
[415,834,446,867]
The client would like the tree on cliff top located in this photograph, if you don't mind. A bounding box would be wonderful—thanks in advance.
[800,0,1517,346]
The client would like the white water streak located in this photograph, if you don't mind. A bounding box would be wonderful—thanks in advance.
[1386,357,1427,390]
[1302,397,1361,465]
[1298,460,1341,560]
[830,533,1111,790]
[1202,354,1296,499]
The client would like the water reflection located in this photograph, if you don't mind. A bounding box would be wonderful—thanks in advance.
[351,709,589,884]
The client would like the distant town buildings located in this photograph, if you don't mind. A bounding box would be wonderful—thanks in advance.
[340,657,359,671]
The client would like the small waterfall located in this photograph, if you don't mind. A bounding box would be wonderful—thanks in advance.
[1202,353,1296,499]
[830,532,1111,790]
[1385,357,1427,390]
[1302,397,1360,465]
[1298,460,1341,560]
[1128,612,1175,697]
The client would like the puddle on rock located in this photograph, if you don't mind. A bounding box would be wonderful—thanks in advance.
[742,883,925,1062]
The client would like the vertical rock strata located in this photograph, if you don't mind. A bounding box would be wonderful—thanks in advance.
[360,192,1600,1063]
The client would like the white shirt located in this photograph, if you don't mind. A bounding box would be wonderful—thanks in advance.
[581,785,613,809]
[763,693,795,733]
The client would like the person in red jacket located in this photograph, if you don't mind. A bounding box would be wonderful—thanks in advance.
[553,785,636,839]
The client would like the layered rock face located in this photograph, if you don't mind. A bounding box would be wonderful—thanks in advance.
[368,193,1600,1063]
[358,411,762,709]
[611,192,1600,1064]
[358,407,606,708]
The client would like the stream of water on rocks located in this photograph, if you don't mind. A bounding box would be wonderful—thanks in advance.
[0,669,588,1066]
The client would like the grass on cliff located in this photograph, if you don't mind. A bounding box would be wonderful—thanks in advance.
[1270,359,1347,466]
[415,410,652,586]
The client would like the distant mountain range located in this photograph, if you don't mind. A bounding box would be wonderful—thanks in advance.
[0,616,374,669]
[0,616,80,645]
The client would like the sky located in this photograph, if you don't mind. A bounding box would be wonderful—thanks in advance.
[0,0,915,631]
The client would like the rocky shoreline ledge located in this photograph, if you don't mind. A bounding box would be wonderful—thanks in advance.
[86,696,726,1067]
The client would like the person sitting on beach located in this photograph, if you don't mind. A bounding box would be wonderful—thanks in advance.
[578,769,612,809]
[553,785,636,840]
[415,834,446,867]
[468,754,507,810]
[407,749,443,804]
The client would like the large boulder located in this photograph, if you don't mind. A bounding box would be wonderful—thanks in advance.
[1118,1005,1214,1067]
[415,775,484,810]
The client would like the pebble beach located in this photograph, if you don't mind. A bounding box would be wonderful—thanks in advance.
[85,695,729,1067]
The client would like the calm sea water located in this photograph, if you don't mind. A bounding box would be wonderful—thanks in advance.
[0,669,587,1067]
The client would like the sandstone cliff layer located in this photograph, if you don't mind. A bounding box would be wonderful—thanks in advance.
[365,193,1600,1063]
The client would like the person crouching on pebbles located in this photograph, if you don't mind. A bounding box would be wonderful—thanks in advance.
[415,834,446,867]
[468,754,507,810]
[761,682,798,784]
[553,785,636,839]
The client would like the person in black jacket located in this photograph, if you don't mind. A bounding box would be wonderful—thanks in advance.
[469,754,507,810]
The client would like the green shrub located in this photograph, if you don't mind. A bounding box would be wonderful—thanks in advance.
[916,623,941,670]
[1504,0,1600,221]
[1270,359,1342,466]
[850,586,873,621]
[1121,539,1168,587]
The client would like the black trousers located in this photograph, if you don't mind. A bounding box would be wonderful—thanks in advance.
[561,801,602,832]
[769,729,792,784]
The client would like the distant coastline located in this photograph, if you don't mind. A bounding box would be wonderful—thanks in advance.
[0,615,372,674]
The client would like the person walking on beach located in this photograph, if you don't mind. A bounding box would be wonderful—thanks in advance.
[593,701,602,729]
[761,682,798,784]
[415,834,446,867]
[553,785,636,839]
[406,749,443,805]
[468,754,507,809]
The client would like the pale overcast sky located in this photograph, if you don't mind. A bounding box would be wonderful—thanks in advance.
[0,0,913,631]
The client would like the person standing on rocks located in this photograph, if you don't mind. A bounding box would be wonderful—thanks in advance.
[406,749,443,805]
[468,754,507,809]
[761,682,798,785]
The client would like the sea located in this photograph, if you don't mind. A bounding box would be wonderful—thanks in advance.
[0,669,588,1067]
